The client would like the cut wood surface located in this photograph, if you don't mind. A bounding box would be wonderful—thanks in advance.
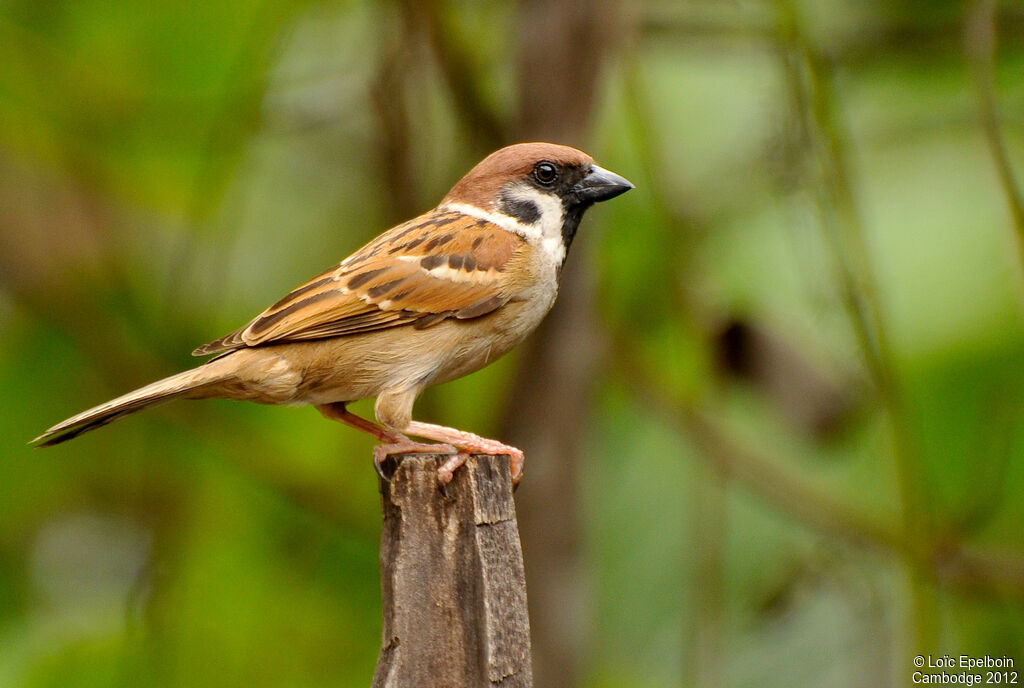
[372,453,532,688]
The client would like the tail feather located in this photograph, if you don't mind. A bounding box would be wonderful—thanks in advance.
[31,363,231,447]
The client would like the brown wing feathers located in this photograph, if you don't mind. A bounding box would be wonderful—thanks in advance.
[192,211,523,356]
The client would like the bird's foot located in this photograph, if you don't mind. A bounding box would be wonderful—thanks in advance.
[372,439,457,481]
[403,421,525,486]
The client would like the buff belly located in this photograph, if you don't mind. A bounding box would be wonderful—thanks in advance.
[212,292,555,408]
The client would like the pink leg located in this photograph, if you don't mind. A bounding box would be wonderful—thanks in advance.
[317,402,401,442]
[317,403,456,478]
[404,421,524,485]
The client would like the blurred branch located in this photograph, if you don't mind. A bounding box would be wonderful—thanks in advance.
[612,334,1024,602]
[619,49,706,283]
[409,0,508,152]
[515,0,621,144]
[618,55,731,686]
[163,3,294,326]
[621,28,858,441]
[965,0,1024,300]
[0,153,377,538]
[687,464,727,688]
[155,406,381,540]
[641,5,1024,68]
[608,31,1024,599]
[0,153,163,391]
[776,9,885,386]
[371,5,420,222]
[715,319,857,438]
[616,339,902,551]
[954,384,1018,535]
[936,543,1024,603]
[775,0,939,649]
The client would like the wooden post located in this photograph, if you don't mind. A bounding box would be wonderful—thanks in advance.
[372,453,533,688]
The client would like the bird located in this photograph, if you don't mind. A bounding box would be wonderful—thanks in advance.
[32,142,633,484]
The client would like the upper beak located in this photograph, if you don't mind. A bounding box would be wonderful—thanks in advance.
[573,164,635,204]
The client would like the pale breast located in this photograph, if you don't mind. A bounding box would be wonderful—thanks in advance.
[255,277,557,406]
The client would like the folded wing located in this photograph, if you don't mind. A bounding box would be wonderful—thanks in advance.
[193,210,526,356]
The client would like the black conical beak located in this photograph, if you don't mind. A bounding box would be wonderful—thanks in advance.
[573,164,634,204]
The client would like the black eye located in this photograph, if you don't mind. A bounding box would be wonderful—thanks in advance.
[533,162,558,185]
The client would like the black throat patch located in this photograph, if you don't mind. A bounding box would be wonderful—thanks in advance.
[560,204,586,254]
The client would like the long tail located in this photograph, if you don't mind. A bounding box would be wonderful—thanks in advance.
[31,357,236,447]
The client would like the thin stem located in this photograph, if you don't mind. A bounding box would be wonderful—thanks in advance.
[775,0,938,652]
[688,463,727,688]
[966,0,1024,297]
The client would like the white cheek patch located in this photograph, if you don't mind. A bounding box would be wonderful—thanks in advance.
[501,185,564,236]
[441,202,520,232]
[447,186,566,266]
[509,187,565,265]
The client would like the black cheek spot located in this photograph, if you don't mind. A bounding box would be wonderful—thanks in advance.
[499,196,541,224]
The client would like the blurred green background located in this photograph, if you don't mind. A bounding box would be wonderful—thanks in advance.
[2,0,1024,686]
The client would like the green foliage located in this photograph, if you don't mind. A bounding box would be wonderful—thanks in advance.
[2,0,1023,686]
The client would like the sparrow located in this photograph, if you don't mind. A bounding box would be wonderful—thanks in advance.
[32,142,633,484]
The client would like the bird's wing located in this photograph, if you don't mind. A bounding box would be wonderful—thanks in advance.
[192,209,527,355]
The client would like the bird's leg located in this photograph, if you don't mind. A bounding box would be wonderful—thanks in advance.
[316,403,457,477]
[316,403,457,479]
[317,402,400,442]
[403,420,524,485]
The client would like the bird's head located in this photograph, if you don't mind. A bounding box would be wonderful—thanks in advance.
[442,142,634,264]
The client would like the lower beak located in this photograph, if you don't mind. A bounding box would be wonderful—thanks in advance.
[573,164,635,204]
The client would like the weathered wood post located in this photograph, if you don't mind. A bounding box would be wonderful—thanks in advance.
[372,453,533,688]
